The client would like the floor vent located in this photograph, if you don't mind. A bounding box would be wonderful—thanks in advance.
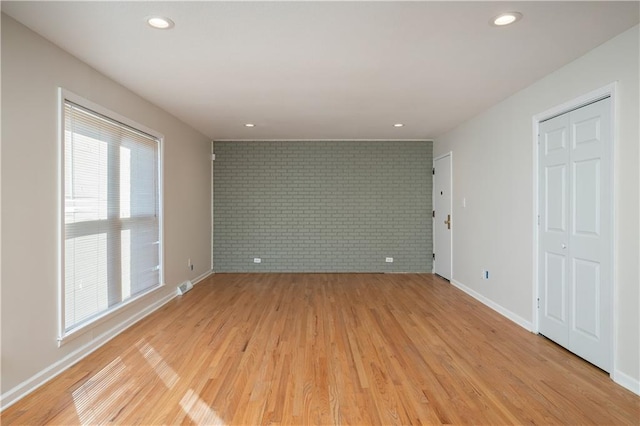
[177,280,194,296]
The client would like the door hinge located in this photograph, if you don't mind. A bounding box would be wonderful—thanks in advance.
[537,215,540,225]
[432,210,435,218]
[432,168,435,175]
[537,298,540,309]
[432,253,435,260]
[211,153,216,161]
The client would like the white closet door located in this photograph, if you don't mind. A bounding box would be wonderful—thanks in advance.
[539,97,611,372]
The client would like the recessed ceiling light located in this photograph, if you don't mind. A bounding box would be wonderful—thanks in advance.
[491,12,522,27]
[147,16,174,30]
[393,123,404,127]
[244,123,255,128]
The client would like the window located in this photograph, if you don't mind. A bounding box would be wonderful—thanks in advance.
[61,93,162,340]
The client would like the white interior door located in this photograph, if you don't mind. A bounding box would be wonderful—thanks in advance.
[538,97,611,372]
[433,154,452,280]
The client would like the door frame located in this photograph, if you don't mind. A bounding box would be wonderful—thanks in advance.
[433,151,453,280]
[532,82,617,377]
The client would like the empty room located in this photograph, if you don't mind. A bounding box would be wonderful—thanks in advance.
[1,1,639,424]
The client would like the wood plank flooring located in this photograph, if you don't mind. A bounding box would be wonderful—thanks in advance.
[2,273,639,424]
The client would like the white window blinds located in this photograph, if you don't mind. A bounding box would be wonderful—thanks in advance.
[63,100,161,335]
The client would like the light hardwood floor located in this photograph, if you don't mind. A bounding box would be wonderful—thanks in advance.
[2,273,639,424]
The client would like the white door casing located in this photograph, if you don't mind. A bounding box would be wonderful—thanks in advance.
[538,97,612,372]
[433,153,452,280]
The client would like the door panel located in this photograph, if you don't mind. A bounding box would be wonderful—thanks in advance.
[539,97,611,372]
[573,258,600,339]
[574,159,600,236]
[545,165,567,232]
[544,253,566,325]
[545,126,567,153]
[574,116,601,146]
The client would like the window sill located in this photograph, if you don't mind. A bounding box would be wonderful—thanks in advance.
[58,283,165,347]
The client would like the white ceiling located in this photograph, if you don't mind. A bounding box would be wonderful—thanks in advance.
[2,1,638,140]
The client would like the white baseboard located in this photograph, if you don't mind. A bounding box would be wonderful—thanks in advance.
[1,291,176,411]
[450,280,640,396]
[613,369,640,396]
[450,279,534,332]
[192,270,214,286]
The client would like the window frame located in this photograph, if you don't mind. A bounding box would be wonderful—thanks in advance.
[58,88,165,345]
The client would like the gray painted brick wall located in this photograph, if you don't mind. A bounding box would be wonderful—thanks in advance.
[213,141,433,272]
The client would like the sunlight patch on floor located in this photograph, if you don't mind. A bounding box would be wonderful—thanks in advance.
[136,338,179,389]
[72,357,132,424]
[180,388,226,426]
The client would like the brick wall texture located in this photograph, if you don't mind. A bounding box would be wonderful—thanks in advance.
[213,141,433,272]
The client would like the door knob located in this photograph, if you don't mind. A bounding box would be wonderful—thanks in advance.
[561,243,567,249]
[444,214,451,230]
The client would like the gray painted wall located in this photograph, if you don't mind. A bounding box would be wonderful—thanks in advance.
[213,141,432,272]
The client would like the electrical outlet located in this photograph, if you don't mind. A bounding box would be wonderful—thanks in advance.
[385,257,394,263]
[253,258,262,264]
